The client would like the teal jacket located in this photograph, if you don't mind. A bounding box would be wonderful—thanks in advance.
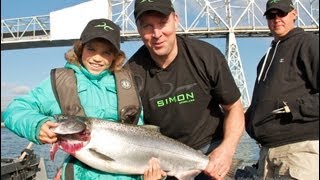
[3,62,144,180]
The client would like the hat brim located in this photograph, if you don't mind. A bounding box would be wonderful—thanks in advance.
[135,6,172,21]
[81,34,120,52]
[264,6,293,15]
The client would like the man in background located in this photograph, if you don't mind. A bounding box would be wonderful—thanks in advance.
[245,0,319,179]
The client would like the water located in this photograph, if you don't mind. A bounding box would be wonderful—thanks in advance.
[234,133,260,164]
[1,127,260,179]
[1,128,68,179]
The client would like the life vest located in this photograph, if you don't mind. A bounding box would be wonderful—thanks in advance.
[50,66,142,124]
[50,66,142,180]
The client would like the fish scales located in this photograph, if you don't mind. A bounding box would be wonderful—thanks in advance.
[51,115,209,179]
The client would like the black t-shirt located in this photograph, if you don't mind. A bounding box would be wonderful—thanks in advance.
[128,35,240,149]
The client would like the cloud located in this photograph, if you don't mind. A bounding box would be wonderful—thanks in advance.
[1,82,30,111]
[12,86,30,94]
[1,82,30,95]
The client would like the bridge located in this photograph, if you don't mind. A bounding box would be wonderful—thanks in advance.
[1,0,319,109]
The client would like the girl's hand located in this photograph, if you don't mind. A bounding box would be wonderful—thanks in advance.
[39,121,59,144]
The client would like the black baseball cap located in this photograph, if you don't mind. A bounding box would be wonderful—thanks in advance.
[264,0,295,15]
[134,0,175,21]
[80,18,120,52]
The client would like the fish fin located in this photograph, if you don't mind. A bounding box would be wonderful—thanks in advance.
[175,170,201,180]
[142,125,160,132]
[88,148,115,161]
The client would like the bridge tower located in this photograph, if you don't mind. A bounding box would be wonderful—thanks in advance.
[225,0,250,108]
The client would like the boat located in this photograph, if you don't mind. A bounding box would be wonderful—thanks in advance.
[1,141,48,180]
[1,151,48,180]
[1,124,48,180]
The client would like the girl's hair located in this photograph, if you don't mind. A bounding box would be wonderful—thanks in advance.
[64,40,126,72]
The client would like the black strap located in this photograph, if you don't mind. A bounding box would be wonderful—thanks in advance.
[65,156,77,180]
[51,68,85,180]
[50,68,85,116]
[114,66,142,125]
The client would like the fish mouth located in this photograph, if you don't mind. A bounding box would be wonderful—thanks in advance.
[50,129,91,160]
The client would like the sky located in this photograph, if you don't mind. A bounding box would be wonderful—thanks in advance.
[1,0,273,110]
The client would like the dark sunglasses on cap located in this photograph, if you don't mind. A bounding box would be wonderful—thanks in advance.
[266,11,288,20]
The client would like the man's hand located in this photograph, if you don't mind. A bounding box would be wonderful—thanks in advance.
[204,145,234,180]
[144,157,167,180]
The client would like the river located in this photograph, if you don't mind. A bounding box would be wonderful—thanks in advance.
[1,127,260,179]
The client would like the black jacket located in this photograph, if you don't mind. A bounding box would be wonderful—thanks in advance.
[245,28,319,147]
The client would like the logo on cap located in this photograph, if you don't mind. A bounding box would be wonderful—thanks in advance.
[94,22,114,31]
[139,0,154,3]
[269,0,281,4]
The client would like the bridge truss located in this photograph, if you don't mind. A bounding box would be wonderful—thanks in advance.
[1,0,319,108]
